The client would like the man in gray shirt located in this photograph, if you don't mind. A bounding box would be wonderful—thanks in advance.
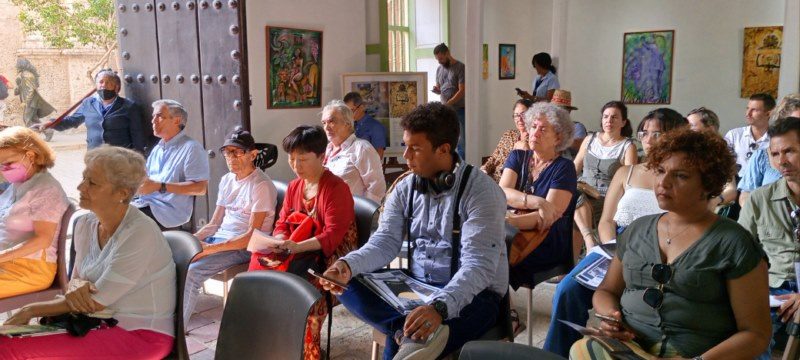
[320,102,508,359]
[433,43,466,159]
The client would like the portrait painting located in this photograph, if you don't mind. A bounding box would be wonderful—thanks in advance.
[266,26,322,108]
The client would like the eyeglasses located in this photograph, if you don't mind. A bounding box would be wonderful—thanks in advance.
[222,148,246,158]
[512,112,525,120]
[746,143,758,159]
[642,263,673,309]
[637,131,662,140]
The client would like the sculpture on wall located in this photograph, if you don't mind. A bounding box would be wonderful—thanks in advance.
[15,58,55,138]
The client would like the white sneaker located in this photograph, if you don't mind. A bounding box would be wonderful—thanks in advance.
[392,324,450,360]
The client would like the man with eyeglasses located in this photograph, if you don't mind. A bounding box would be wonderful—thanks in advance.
[132,99,210,231]
[724,93,776,178]
[739,116,800,353]
[344,91,388,158]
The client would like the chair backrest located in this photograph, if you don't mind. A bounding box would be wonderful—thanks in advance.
[353,195,380,248]
[459,341,567,360]
[273,180,288,216]
[54,203,77,291]
[254,143,279,171]
[162,230,203,360]
[215,271,322,360]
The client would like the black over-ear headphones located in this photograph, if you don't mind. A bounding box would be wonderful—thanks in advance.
[413,153,460,194]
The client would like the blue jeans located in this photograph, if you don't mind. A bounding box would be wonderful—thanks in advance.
[182,236,251,324]
[337,277,500,360]
[769,281,798,353]
[543,252,601,357]
[455,107,465,159]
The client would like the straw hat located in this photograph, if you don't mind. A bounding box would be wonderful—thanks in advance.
[551,89,578,110]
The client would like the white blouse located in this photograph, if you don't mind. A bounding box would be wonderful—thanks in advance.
[0,171,68,262]
[72,206,176,336]
[325,134,386,203]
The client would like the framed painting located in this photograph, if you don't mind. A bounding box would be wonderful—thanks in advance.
[499,44,516,80]
[341,72,427,157]
[741,26,782,98]
[621,30,674,104]
[266,26,322,109]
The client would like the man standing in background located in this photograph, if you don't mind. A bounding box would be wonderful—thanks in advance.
[433,43,466,159]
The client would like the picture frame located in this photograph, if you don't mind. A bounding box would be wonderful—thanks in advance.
[265,26,323,109]
[621,30,674,104]
[341,72,427,157]
[741,26,782,98]
[498,44,516,80]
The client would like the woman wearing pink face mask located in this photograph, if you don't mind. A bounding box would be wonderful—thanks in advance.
[0,126,68,298]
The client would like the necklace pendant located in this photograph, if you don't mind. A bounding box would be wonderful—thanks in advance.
[666,237,671,245]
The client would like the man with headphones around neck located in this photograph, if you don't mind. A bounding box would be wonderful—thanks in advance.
[320,102,508,359]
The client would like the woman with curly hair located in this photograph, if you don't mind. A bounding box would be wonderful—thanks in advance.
[570,128,771,359]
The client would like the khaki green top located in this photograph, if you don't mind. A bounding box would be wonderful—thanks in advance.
[618,214,763,358]
[738,177,800,288]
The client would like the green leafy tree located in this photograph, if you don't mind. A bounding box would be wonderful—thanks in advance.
[11,0,117,78]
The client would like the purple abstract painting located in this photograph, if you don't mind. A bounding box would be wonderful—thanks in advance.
[622,30,674,104]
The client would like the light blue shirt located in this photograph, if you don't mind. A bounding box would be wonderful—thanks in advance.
[133,130,209,228]
[738,147,781,192]
[341,161,509,319]
[532,71,560,99]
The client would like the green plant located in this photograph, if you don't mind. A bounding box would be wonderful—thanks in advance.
[11,0,117,79]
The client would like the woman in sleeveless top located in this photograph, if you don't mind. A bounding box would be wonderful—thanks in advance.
[571,128,770,360]
[573,101,638,250]
[543,109,688,357]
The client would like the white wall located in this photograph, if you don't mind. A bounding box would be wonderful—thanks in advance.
[560,0,786,134]
[479,0,552,158]
[247,0,366,180]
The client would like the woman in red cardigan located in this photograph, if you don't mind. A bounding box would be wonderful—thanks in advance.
[249,125,356,360]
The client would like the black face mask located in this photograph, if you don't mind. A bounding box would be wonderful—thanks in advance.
[97,89,117,101]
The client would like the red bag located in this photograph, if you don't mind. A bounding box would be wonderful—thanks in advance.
[248,210,321,272]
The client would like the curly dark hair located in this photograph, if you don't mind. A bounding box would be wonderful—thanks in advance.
[646,128,735,199]
[400,102,459,151]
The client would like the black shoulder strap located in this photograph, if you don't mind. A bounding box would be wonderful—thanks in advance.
[405,177,416,269]
[450,164,473,277]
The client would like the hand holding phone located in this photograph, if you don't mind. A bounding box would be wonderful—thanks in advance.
[308,268,349,291]
[594,312,621,324]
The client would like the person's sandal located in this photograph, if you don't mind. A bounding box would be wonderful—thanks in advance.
[510,309,526,336]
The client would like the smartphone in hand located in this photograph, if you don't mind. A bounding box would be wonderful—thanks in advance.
[594,312,621,324]
[307,268,349,290]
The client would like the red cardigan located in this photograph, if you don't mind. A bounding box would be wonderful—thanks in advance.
[274,170,355,257]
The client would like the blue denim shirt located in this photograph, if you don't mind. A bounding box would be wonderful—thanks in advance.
[354,114,387,150]
[738,147,781,192]
[132,131,209,228]
[53,95,146,153]
[342,160,509,319]
[532,71,560,98]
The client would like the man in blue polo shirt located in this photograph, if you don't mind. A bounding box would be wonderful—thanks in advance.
[132,99,210,230]
[344,91,388,158]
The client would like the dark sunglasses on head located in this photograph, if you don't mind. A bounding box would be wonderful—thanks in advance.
[642,263,673,309]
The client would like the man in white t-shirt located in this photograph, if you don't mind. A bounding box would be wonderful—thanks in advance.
[182,128,277,325]
[724,93,775,178]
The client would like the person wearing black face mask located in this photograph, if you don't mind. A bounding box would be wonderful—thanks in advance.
[32,69,148,154]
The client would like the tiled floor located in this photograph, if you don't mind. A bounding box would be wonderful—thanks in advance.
[186,279,557,359]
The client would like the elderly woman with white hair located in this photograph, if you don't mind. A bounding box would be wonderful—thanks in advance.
[3,146,176,359]
[499,102,578,288]
[321,100,386,202]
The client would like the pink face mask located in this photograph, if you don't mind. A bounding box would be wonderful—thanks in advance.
[1,162,31,184]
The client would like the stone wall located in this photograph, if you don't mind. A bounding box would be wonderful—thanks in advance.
[0,0,117,126]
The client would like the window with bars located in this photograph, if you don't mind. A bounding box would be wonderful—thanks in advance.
[387,0,410,72]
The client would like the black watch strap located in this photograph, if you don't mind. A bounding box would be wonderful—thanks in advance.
[159,182,167,194]
[432,300,448,319]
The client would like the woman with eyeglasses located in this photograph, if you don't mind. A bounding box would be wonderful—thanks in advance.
[570,129,771,359]
[183,128,278,326]
[573,101,638,250]
[481,99,533,182]
[0,126,68,299]
[542,108,686,357]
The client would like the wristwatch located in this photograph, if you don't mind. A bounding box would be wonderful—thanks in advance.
[159,182,167,194]
[692,356,704,360]
[431,300,448,320]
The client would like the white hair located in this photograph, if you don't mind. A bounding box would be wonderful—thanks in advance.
[152,99,189,127]
[322,99,354,131]
[524,102,574,152]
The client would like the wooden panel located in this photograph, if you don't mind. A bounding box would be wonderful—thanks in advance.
[116,0,161,151]
[197,0,249,209]
[154,0,209,227]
